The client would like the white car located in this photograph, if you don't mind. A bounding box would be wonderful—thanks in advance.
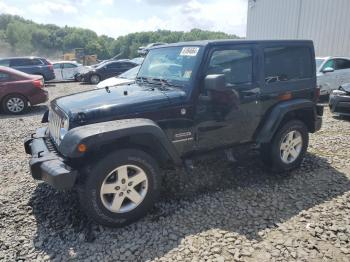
[316,57,350,95]
[96,65,140,89]
[52,61,89,82]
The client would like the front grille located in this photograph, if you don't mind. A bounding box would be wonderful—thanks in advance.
[48,109,63,145]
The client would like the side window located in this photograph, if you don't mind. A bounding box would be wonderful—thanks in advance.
[207,49,253,86]
[53,64,61,69]
[106,63,120,69]
[0,72,10,82]
[264,46,313,84]
[0,59,10,67]
[334,59,350,70]
[63,63,77,69]
[10,59,31,67]
[31,59,43,65]
[322,59,335,70]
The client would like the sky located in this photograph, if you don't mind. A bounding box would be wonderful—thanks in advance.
[0,0,248,38]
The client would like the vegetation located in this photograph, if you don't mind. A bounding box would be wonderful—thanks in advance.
[0,14,240,60]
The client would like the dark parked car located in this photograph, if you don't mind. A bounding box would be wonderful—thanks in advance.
[24,40,323,227]
[329,83,350,116]
[82,60,138,84]
[0,66,47,114]
[0,57,55,81]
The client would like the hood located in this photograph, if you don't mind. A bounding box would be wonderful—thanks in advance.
[96,77,134,89]
[340,83,350,93]
[53,83,187,124]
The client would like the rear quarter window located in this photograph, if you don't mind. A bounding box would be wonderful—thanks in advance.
[264,46,313,84]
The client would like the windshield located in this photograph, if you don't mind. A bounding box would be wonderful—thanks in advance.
[316,59,325,70]
[137,46,201,85]
[119,65,140,80]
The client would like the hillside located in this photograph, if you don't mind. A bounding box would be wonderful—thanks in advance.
[0,14,240,60]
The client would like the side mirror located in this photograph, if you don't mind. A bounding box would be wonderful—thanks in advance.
[322,67,334,73]
[204,74,226,91]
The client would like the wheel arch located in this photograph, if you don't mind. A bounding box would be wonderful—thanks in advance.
[59,118,182,167]
[255,99,317,144]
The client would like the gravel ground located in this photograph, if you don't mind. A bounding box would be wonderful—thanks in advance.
[0,82,350,262]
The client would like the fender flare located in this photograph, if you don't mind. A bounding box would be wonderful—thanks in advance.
[58,118,182,165]
[255,99,316,144]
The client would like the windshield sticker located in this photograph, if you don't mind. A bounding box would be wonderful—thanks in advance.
[183,70,192,79]
[180,47,199,57]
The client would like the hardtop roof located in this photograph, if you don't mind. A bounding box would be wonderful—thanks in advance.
[151,39,314,49]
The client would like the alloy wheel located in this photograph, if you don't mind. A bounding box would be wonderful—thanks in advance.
[279,130,303,164]
[100,165,148,213]
[6,97,25,113]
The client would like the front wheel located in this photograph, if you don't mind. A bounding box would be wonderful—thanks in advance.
[260,120,309,172]
[78,149,160,227]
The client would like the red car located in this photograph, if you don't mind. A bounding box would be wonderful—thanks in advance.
[0,66,48,114]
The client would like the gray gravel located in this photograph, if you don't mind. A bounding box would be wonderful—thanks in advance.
[0,82,350,262]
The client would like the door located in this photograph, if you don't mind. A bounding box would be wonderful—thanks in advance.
[334,58,350,87]
[104,62,122,78]
[53,63,63,81]
[62,63,77,80]
[318,59,338,94]
[194,45,261,150]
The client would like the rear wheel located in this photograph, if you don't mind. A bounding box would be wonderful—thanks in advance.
[90,74,100,84]
[2,94,28,115]
[78,149,160,227]
[260,120,309,172]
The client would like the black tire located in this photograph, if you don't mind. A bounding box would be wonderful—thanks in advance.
[2,94,28,115]
[78,149,161,227]
[89,74,100,84]
[260,120,309,172]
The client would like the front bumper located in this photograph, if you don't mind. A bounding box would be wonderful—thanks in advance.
[329,94,350,116]
[24,127,78,190]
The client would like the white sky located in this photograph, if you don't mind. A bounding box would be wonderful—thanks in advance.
[0,0,248,37]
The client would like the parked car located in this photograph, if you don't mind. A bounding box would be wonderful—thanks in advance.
[0,66,47,114]
[329,83,350,116]
[52,61,89,82]
[81,60,138,84]
[24,40,323,227]
[0,56,55,82]
[96,65,140,89]
[316,57,350,96]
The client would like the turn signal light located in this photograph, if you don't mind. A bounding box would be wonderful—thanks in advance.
[278,92,292,101]
[77,143,87,153]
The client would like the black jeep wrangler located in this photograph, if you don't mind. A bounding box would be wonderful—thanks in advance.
[24,40,323,227]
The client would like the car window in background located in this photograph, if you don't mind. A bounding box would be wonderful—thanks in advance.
[207,49,253,85]
[0,72,10,81]
[334,59,350,70]
[0,59,10,67]
[106,62,120,69]
[119,65,140,79]
[31,59,43,65]
[264,46,313,83]
[322,59,334,70]
[53,64,61,69]
[63,63,77,69]
[315,59,325,70]
[10,59,32,66]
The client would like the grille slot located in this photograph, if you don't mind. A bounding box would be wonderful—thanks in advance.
[48,110,63,146]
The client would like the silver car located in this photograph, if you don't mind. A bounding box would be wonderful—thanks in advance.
[316,57,350,95]
[52,61,89,82]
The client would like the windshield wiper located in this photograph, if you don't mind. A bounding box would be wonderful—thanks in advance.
[136,76,184,89]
